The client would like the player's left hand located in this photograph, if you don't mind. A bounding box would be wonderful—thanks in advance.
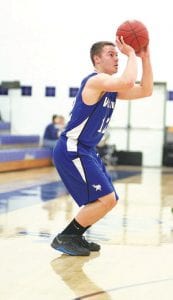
[136,45,150,59]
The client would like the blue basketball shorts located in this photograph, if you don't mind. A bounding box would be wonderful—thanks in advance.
[53,138,119,207]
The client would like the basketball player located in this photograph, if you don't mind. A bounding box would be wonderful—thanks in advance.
[51,37,153,256]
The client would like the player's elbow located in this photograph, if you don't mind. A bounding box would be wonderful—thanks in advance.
[123,79,135,90]
[143,85,153,97]
[146,90,153,97]
[128,79,136,89]
[147,86,153,97]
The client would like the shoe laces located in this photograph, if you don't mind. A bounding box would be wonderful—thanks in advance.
[72,235,89,247]
[81,236,91,247]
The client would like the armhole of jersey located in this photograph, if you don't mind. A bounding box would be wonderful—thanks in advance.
[81,90,109,107]
[80,72,103,107]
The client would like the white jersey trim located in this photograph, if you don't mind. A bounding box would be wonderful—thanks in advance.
[72,157,86,182]
[66,117,89,152]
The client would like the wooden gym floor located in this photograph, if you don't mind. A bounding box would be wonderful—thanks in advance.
[0,166,173,300]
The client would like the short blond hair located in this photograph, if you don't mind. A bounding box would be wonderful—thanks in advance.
[90,41,115,66]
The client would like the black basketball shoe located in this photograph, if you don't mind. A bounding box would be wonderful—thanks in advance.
[51,234,90,256]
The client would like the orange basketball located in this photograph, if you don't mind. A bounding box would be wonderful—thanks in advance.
[116,20,149,53]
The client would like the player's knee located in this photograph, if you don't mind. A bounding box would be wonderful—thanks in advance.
[108,195,117,210]
[100,193,117,211]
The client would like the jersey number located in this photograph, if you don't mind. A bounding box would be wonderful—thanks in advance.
[98,117,110,134]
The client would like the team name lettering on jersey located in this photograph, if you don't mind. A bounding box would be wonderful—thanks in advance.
[103,97,115,109]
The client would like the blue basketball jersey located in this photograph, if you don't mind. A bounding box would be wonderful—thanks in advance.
[53,72,119,206]
[62,72,117,151]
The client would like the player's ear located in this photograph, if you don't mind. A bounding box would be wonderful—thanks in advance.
[93,55,101,65]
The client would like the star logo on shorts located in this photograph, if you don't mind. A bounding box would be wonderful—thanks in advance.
[92,184,102,191]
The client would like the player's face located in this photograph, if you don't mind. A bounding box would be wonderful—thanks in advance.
[99,45,118,74]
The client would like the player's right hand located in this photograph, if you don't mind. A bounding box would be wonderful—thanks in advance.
[116,36,135,57]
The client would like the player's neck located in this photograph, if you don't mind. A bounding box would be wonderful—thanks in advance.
[94,66,114,75]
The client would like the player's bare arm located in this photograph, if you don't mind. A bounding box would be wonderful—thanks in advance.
[118,46,153,100]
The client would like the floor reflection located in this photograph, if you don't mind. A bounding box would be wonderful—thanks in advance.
[0,169,141,214]
[0,180,68,213]
[51,252,112,300]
